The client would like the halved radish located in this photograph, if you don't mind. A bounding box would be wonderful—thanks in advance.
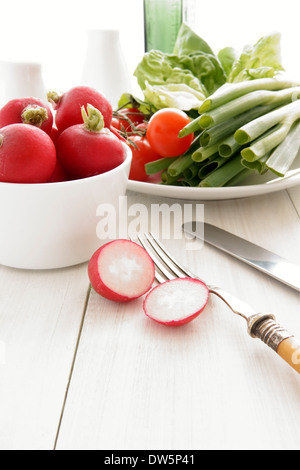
[143,278,209,326]
[88,239,155,302]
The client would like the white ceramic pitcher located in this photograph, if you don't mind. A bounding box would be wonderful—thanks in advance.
[81,29,132,109]
[0,61,47,106]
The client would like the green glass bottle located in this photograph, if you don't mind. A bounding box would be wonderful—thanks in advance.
[144,0,195,53]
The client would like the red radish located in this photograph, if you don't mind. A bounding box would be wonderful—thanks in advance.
[48,159,68,183]
[49,126,59,145]
[88,239,156,302]
[48,85,113,134]
[143,278,209,326]
[56,104,125,179]
[0,124,56,184]
[0,97,53,135]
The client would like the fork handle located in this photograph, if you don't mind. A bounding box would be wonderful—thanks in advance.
[248,314,300,374]
[277,338,300,374]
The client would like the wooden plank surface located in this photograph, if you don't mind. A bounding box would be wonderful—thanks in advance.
[288,185,300,215]
[0,264,90,450]
[55,189,300,450]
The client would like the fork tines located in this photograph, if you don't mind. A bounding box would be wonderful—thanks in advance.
[136,232,194,284]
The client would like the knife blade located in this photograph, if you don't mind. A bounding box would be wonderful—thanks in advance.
[182,221,300,293]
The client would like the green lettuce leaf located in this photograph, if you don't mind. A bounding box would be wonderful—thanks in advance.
[134,49,226,98]
[143,82,205,111]
[173,23,214,56]
[227,32,285,83]
[218,47,240,76]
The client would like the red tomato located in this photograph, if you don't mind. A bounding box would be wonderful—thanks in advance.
[147,108,194,157]
[129,135,160,182]
[114,108,145,132]
[135,122,148,131]
[110,117,122,131]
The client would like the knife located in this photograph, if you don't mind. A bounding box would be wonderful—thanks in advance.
[182,221,300,293]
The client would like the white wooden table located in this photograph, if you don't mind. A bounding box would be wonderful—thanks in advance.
[0,184,300,451]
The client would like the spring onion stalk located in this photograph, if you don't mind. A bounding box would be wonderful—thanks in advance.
[224,168,254,186]
[145,157,175,175]
[183,163,201,180]
[199,78,300,113]
[199,104,275,147]
[167,153,194,177]
[199,154,245,187]
[181,177,201,187]
[197,86,300,129]
[161,171,184,185]
[266,120,300,176]
[241,152,270,174]
[241,104,300,162]
[218,134,242,158]
[235,99,300,144]
[179,115,203,137]
[179,83,300,138]
[198,156,228,179]
[192,143,220,162]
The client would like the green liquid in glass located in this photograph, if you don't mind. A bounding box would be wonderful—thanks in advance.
[144,0,183,53]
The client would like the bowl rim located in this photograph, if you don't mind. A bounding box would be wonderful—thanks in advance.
[0,141,132,189]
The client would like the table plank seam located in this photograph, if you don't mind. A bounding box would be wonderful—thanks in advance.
[53,283,92,449]
[287,189,300,219]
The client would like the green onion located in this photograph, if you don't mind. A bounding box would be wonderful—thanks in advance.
[167,153,194,177]
[199,154,244,187]
[224,168,254,186]
[198,156,228,178]
[145,157,175,175]
[198,86,300,129]
[161,171,183,185]
[218,134,242,158]
[241,101,300,162]
[183,163,201,180]
[181,176,201,187]
[241,152,270,174]
[266,120,300,176]
[192,143,220,162]
[199,78,300,113]
[179,116,203,137]
[200,104,275,147]
[235,99,300,144]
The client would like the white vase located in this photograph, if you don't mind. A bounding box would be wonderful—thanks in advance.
[81,29,132,109]
[0,61,47,107]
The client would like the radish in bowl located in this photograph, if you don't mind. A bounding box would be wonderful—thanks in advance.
[48,85,113,134]
[56,104,125,179]
[88,239,156,302]
[143,277,210,326]
[0,97,53,135]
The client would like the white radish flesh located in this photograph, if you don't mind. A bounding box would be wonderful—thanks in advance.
[88,239,155,302]
[143,277,209,326]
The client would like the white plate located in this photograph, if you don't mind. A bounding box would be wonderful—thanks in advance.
[127,159,300,201]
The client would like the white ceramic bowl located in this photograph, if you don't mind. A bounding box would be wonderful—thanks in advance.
[0,143,132,270]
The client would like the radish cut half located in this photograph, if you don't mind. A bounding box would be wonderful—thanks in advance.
[143,277,209,326]
[88,239,156,302]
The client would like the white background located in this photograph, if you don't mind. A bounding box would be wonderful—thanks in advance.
[0,0,300,101]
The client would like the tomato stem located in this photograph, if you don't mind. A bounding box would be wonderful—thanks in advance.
[81,104,105,132]
[0,135,3,148]
[21,105,48,128]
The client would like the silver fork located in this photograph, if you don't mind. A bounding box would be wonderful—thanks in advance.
[137,232,300,375]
